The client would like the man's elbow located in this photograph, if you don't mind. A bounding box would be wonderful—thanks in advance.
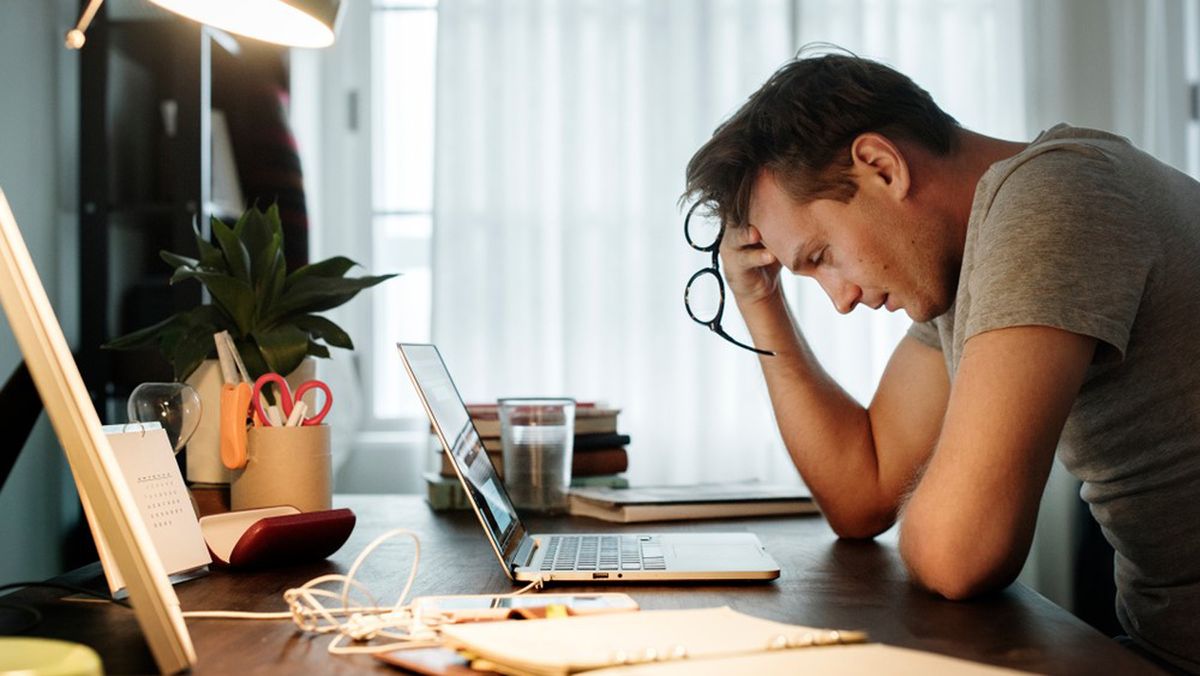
[899,534,1019,601]
[824,503,896,540]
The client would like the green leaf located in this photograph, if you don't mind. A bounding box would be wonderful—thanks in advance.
[239,338,272,381]
[160,251,199,271]
[211,217,251,284]
[306,341,331,360]
[252,324,310,377]
[268,273,397,322]
[284,257,360,290]
[294,314,354,350]
[253,235,287,322]
[169,270,256,334]
[192,221,225,270]
[106,305,232,381]
[102,314,187,351]
[238,206,277,265]
[170,328,218,382]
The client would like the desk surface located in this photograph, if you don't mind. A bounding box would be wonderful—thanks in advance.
[1,495,1160,675]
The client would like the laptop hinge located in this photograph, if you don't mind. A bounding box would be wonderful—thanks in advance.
[512,535,537,570]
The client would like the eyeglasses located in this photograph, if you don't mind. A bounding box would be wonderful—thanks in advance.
[683,202,775,357]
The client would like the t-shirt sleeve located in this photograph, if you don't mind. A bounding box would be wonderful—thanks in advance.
[965,146,1159,363]
[906,319,942,350]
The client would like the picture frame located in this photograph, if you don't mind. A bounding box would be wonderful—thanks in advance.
[0,188,195,674]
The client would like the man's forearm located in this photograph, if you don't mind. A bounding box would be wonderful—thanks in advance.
[738,292,897,537]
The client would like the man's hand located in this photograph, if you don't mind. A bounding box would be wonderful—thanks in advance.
[720,225,783,306]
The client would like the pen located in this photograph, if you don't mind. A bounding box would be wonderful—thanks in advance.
[285,401,308,427]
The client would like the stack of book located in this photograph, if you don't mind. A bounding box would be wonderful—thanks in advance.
[425,402,630,511]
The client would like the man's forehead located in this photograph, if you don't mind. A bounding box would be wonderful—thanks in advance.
[746,168,789,224]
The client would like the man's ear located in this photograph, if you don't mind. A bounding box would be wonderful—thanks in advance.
[849,133,910,200]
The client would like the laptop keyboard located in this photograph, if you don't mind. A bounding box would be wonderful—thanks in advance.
[540,535,667,572]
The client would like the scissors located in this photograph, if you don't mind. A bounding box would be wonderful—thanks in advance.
[250,372,334,427]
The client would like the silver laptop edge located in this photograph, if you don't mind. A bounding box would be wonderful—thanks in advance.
[397,343,780,583]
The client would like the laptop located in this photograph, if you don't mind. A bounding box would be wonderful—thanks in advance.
[397,343,781,583]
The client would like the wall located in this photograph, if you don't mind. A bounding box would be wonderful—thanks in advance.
[0,0,77,584]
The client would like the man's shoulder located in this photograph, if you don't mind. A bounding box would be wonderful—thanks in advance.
[981,125,1129,206]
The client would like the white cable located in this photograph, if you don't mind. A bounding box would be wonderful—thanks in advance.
[180,528,547,659]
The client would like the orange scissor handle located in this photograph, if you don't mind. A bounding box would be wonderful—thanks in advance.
[220,382,252,469]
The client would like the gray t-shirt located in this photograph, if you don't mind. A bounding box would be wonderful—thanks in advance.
[908,124,1200,670]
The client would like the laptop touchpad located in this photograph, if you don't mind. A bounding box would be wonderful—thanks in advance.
[671,544,768,569]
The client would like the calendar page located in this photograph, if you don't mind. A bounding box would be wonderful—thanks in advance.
[95,424,211,595]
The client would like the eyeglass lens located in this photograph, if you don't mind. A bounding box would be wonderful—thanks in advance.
[685,269,722,323]
[684,205,723,251]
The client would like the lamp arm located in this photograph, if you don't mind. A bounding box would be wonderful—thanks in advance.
[65,0,106,50]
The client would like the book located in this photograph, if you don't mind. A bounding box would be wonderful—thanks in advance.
[424,472,472,510]
[449,433,631,453]
[425,472,629,512]
[572,447,629,476]
[467,403,621,437]
[574,433,631,451]
[568,482,817,523]
[438,606,1029,675]
[439,447,629,479]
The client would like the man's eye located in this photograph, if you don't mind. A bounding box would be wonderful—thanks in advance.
[809,248,825,266]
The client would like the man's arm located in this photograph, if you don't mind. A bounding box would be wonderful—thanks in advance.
[720,222,950,539]
[738,290,950,538]
[899,325,1096,599]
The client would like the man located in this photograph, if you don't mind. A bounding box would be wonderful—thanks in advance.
[684,52,1200,672]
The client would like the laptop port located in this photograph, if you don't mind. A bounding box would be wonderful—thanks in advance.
[592,573,609,579]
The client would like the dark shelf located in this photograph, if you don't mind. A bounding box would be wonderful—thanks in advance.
[78,3,212,422]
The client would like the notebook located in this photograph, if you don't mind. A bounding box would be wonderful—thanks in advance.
[568,482,817,523]
[397,343,781,582]
[438,606,1031,675]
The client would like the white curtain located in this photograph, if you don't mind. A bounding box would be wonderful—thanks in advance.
[433,0,796,484]
[430,0,1193,492]
[1022,0,1190,171]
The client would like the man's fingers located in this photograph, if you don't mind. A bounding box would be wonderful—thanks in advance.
[725,244,777,269]
[724,224,761,248]
[744,225,764,245]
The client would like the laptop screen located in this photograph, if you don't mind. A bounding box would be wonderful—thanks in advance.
[397,344,524,557]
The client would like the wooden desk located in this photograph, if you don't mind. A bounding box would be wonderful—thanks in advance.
[1,495,1160,674]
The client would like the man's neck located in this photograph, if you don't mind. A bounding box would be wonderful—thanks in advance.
[942,130,1029,227]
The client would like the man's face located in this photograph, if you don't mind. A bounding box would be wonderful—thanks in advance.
[746,168,956,322]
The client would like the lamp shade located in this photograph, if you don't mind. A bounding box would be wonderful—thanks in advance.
[147,0,343,48]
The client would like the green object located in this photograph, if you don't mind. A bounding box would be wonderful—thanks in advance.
[103,204,396,381]
[569,474,630,489]
[0,638,103,676]
[423,472,630,511]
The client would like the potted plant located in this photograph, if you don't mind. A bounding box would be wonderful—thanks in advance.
[105,204,394,381]
[105,204,395,483]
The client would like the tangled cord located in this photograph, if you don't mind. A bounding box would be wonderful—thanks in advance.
[182,528,545,657]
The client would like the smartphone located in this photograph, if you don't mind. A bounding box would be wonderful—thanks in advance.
[411,592,639,623]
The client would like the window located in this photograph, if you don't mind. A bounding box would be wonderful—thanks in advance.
[370,0,438,420]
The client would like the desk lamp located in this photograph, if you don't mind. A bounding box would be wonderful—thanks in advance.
[65,0,344,49]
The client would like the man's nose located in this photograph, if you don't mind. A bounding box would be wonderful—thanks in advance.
[818,275,861,314]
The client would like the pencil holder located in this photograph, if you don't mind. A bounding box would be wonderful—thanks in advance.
[231,424,332,513]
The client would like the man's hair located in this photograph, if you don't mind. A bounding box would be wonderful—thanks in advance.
[683,48,960,228]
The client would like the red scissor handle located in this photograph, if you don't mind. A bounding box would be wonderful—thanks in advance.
[250,373,333,426]
[292,379,333,426]
[251,373,292,427]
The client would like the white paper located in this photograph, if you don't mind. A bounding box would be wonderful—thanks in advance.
[97,424,211,594]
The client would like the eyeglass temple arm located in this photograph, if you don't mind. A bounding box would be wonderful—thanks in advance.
[710,324,775,357]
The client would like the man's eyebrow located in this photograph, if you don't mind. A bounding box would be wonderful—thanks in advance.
[790,239,813,272]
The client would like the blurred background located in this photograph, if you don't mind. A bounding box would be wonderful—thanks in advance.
[2,0,1196,637]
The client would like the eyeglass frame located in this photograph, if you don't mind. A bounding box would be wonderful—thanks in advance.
[683,201,775,357]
